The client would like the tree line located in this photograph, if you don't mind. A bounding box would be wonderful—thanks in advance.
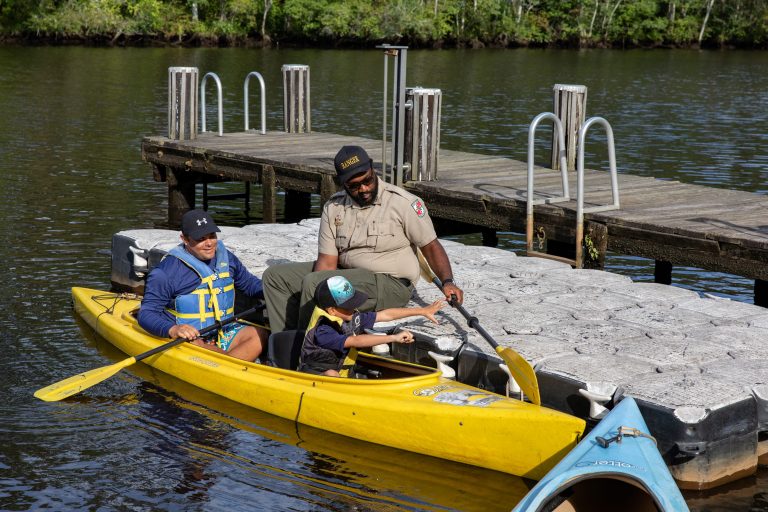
[1,0,766,48]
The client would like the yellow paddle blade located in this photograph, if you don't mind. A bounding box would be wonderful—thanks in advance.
[496,346,541,406]
[34,357,138,402]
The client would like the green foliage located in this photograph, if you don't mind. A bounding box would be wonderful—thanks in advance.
[3,0,768,47]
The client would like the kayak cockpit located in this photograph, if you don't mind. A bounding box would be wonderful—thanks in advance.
[539,476,662,512]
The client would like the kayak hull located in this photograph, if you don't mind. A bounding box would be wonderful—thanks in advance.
[513,396,689,511]
[72,287,584,479]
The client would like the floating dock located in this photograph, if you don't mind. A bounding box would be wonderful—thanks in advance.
[111,221,768,490]
[142,131,768,306]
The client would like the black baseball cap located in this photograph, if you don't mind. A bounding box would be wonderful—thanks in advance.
[334,145,373,184]
[315,276,368,310]
[181,209,221,240]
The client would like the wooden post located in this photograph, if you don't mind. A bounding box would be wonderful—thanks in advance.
[282,64,311,133]
[320,174,337,206]
[262,165,276,224]
[167,167,196,227]
[552,84,587,171]
[168,67,198,140]
[404,87,442,182]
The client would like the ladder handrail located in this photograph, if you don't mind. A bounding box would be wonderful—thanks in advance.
[525,114,621,269]
[526,112,571,257]
[244,71,266,134]
[200,72,223,136]
[527,112,571,213]
[574,116,621,267]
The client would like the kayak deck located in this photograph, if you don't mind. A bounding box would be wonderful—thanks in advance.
[71,287,585,480]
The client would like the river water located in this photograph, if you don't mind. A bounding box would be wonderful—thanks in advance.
[1,46,767,510]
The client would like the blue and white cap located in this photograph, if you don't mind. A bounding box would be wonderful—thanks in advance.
[315,276,368,310]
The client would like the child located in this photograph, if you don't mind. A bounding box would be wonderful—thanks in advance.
[298,275,444,377]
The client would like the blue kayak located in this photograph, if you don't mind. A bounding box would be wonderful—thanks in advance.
[513,396,689,512]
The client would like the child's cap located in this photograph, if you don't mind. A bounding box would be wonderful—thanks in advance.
[315,276,368,310]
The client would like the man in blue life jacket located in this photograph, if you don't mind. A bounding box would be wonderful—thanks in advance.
[138,209,268,362]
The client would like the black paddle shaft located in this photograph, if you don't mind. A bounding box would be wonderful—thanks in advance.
[134,304,265,363]
[433,277,501,350]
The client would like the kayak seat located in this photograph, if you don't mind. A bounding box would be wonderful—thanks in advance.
[266,330,305,370]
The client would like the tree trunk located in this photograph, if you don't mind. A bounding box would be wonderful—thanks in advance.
[698,0,716,45]
[668,0,676,24]
[261,0,272,41]
[588,0,599,38]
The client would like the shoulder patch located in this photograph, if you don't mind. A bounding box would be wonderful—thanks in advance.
[411,199,427,218]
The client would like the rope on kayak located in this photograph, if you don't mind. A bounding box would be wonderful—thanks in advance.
[91,292,142,320]
[596,425,657,448]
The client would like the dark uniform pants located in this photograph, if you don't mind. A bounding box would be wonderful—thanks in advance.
[262,261,413,332]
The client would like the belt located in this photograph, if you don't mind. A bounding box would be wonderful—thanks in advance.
[397,277,412,288]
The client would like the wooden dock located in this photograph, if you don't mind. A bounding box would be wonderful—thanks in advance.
[141,130,768,304]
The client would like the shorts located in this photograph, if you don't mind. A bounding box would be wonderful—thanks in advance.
[203,322,245,351]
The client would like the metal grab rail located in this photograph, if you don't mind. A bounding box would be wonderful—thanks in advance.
[200,72,223,136]
[574,116,620,267]
[525,112,572,262]
[525,115,621,268]
[244,71,266,134]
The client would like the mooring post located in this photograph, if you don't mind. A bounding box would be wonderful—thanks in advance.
[404,87,442,182]
[282,64,311,133]
[168,67,198,140]
[552,84,587,171]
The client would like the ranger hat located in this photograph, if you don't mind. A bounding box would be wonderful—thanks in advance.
[315,276,368,311]
[334,145,373,184]
[181,209,221,240]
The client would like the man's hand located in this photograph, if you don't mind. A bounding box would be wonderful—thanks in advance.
[442,282,464,305]
[168,324,200,340]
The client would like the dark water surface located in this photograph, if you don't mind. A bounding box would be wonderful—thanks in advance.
[2,47,767,510]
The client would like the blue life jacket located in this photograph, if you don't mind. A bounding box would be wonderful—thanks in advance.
[166,242,235,339]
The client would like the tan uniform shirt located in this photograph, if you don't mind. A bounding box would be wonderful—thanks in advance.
[318,178,437,284]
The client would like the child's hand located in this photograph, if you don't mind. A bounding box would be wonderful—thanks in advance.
[421,299,445,324]
[393,330,414,344]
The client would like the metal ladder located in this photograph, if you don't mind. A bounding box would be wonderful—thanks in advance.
[201,71,267,211]
[526,114,620,268]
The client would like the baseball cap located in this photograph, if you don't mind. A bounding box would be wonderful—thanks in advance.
[334,145,373,184]
[181,209,221,240]
[315,276,368,311]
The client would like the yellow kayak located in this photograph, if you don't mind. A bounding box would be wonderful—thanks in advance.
[71,287,585,480]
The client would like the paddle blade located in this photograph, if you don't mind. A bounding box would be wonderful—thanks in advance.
[34,357,137,402]
[496,346,541,406]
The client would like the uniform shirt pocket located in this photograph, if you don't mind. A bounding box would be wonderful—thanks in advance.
[367,220,400,252]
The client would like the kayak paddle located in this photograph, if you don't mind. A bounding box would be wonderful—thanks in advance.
[417,250,541,405]
[34,304,264,402]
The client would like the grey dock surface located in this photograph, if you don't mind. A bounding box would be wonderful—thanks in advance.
[113,221,768,491]
[142,131,768,302]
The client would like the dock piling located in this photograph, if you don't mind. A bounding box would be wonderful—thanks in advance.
[404,87,442,181]
[168,67,198,140]
[552,84,587,172]
[282,65,311,133]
